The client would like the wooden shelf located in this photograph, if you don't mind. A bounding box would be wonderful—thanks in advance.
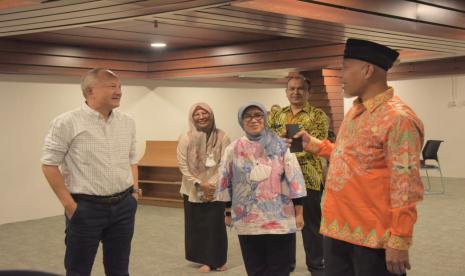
[138,141,183,208]
[138,141,178,168]
[139,196,183,208]
[139,179,182,185]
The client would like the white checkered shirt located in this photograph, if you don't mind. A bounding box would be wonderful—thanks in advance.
[41,103,137,195]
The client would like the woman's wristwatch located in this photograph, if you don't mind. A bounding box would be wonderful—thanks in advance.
[224,211,231,217]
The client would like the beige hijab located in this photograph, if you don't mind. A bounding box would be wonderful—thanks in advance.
[186,103,225,180]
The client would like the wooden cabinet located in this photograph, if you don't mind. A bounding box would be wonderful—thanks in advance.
[138,141,183,208]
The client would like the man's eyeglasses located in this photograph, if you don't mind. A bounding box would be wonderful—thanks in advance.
[243,112,265,122]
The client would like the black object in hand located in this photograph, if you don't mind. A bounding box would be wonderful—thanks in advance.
[286,124,303,152]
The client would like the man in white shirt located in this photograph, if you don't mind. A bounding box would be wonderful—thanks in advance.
[41,68,140,276]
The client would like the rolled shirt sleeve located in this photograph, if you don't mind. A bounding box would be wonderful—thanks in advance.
[41,115,72,166]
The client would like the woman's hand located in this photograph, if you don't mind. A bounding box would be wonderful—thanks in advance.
[199,181,211,194]
[224,215,232,227]
[295,213,304,231]
[207,183,216,196]
[199,182,216,201]
[294,204,304,230]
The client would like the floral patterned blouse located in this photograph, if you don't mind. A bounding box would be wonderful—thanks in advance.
[215,136,307,235]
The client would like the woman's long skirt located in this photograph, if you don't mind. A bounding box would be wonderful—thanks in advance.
[183,195,227,269]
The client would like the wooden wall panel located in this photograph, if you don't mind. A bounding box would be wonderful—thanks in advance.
[300,69,344,134]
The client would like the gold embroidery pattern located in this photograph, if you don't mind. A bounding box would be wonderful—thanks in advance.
[320,217,410,249]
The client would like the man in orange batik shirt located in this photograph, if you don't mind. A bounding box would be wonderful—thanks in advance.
[295,38,424,276]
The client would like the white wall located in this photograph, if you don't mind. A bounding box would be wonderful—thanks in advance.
[2,73,465,225]
[343,75,465,179]
[0,74,289,225]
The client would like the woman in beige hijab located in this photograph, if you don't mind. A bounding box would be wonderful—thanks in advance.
[177,102,230,272]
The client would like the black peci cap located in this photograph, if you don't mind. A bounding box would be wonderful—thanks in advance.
[344,38,399,71]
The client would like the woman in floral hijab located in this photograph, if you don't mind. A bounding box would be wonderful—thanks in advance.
[215,102,306,276]
[177,102,230,272]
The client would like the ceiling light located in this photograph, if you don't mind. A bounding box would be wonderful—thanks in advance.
[151,43,166,48]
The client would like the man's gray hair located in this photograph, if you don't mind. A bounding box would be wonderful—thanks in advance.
[81,68,114,97]
[286,75,311,91]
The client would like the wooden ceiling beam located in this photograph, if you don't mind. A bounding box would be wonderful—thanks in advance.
[307,0,465,26]
[389,56,465,80]
[0,0,42,12]
[154,7,465,55]
[148,38,331,62]
[147,56,342,79]
[0,39,148,61]
[148,43,344,71]
[0,52,147,72]
[415,0,465,11]
[0,63,148,79]
[2,37,465,82]
[0,37,343,79]
[233,0,465,42]
[169,76,288,85]
[0,0,233,36]
[0,38,148,76]
[146,39,344,78]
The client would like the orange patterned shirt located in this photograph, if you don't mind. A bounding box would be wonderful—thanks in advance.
[314,87,424,250]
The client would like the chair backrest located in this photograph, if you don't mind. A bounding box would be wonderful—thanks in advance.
[422,140,444,161]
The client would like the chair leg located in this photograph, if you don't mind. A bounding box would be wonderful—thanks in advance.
[424,168,432,192]
[424,162,445,195]
[437,161,445,194]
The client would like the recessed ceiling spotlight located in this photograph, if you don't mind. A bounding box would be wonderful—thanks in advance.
[151,43,166,48]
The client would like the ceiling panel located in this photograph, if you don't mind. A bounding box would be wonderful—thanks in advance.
[105,19,275,43]
[9,19,280,51]
[154,6,465,55]
[0,0,234,36]
[1,0,465,81]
